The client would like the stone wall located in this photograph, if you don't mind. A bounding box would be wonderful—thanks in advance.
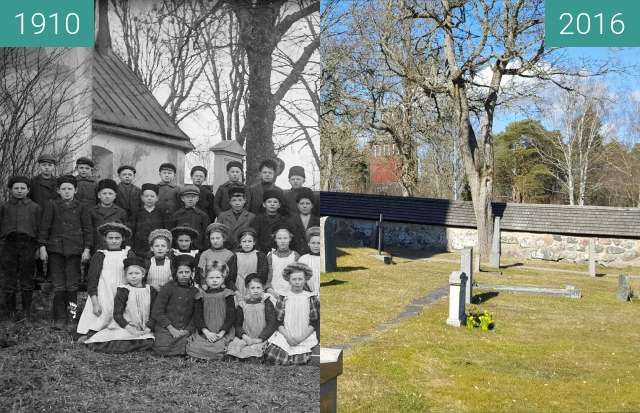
[329,217,640,267]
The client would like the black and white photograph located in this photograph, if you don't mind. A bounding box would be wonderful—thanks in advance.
[0,0,320,411]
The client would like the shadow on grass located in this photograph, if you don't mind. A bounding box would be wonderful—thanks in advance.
[384,247,446,261]
[336,248,349,257]
[336,266,368,272]
[472,291,500,304]
[501,262,524,269]
[321,279,348,288]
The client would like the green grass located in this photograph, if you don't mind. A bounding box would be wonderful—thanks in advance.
[0,323,319,412]
[321,248,640,412]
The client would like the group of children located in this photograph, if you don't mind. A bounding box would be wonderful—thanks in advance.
[0,154,320,365]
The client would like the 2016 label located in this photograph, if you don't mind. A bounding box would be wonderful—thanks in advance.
[559,12,625,36]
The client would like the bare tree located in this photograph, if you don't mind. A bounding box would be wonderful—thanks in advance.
[0,48,90,200]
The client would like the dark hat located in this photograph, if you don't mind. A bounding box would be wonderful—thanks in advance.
[288,166,306,179]
[238,227,257,240]
[159,163,177,173]
[227,184,246,198]
[173,254,196,270]
[76,157,94,168]
[271,222,293,236]
[180,184,200,196]
[97,179,118,194]
[171,226,200,241]
[37,153,57,165]
[244,273,265,287]
[258,159,278,172]
[226,161,243,172]
[56,174,77,188]
[282,262,313,281]
[123,256,147,271]
[262,188,283,203]
[190,166,208,177]
[206,222,230,239]
[295,187,315,203]
[7,175,30,189]
[149,229,172,246]
[305,226,320,241]
[117,165,136,174]
[97,222,132,238]
[141,183,159,194]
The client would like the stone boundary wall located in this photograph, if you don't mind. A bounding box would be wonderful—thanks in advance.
[329,217,640,267]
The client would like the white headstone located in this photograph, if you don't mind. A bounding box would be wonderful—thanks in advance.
[321,216,337,273]
[209,140,246,193]
[447,271,467,327]
[588,239,596,277]
[461,247,473,305]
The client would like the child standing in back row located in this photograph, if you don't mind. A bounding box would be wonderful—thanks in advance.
[250,189,286,254]
[247,159,284,215]
[75,157,97,207]
[157,163,180,216]
[216,185,255,248]
[130,183,168,257]
[214,161,246,217]
[115,165,141,221]
[90,179,128,250]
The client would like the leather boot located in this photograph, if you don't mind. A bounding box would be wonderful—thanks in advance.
[66,290,78,333]
[52,292,66,329]
[21,291,33,321]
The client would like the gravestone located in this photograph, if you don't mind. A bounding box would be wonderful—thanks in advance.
[446,271,467,327]
[209,140,246,193]
[588,239,597,277]
[320,348,343,413]
[617,274,631,301]
[321,216,337,273]
[490,216,501,268]
[461,247,473,304]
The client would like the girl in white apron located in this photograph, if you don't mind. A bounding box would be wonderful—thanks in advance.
[265,262,319,365]
[234,228,268,303]
[147,229,173,291]
[296,226,320,295]
[266,225,299,301]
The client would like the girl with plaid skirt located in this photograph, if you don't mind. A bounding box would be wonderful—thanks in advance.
[265,262,319,365]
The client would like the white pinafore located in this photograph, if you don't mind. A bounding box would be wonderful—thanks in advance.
[85,284,155,343]
[267,291,318,355]
[77,247,130,334]
[236,250,258,302]
[297,254,320,295]
[269,251,296,297]
[147,256,172,291]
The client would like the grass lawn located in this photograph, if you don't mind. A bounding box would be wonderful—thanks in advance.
[321,248,640,412]
[0,322,319,412]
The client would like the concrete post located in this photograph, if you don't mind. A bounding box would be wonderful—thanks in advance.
[617,274,631,301]
[446,271,467,327]
[490,216,501,268]
[320,348,344,413]
[321,217,337,273]
[588,239,597,277]
[461,247,473,305]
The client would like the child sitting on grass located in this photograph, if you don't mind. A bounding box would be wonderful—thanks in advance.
[296,227,320,295]
[147,229,173,292]
[77,223,133,339]
[267,225,299,300]
[264,262,319,365]
[226,274,276,362]
[234,228,268,302]
[84,256,156,353]
[151,254,199,356]
[186,262,236,360]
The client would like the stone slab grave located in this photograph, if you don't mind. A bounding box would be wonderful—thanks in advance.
[370,253,393,264]
[461,247,473,305]
[475,283,582,299]
[320,348,344,413]
[321,216,337,273]
[447,271,468,327]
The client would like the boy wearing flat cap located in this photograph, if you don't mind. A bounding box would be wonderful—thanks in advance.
[214,161,247,217]
[0,176,41,320]
[216,185,255,248]
[29,153,59,210]
[190,166,216,222]
[283,166,319,217]
[247,159,284,215]
[130,183,169,257]
[170,185,209,250]
[90,179,128,251]
[115,165,141,221]
[38,175,93,328]
[75,157,97,207]
[157,163,181,216]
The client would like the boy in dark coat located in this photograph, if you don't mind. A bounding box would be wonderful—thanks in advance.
[286,187,320,255]
[75,157,97,207]
[157,163,181,216]
[246,159,284,215]
[89,179,128,250]
[39,175,93,329]
[115,165,141,221]
[216,185,255,248]
[170,185,210,250]
[214,161,246,217]
[249,188,286,254]
[131,183,169,257]
[283,166,320,217]
[190,166,216,222]
[29,153,58,283]
[0,176,41,320]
